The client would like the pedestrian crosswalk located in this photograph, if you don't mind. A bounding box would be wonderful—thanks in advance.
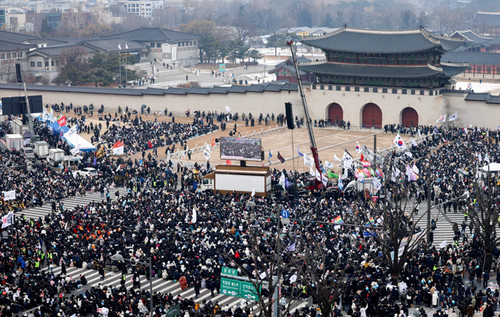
[19,187,128,220]
[41,265,311,315]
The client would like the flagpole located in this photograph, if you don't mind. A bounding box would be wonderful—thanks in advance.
[291,130,295,171]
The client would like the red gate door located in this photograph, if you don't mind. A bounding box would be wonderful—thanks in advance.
[401,107,419,127]
[362,103,382,129]
[328,103,343,126]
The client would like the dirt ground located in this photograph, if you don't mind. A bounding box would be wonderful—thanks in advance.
[66,109,401,173]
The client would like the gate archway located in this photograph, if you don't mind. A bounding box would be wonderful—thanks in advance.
[401,107,419,127]
[327,103,343,126]
[361,103,382,129]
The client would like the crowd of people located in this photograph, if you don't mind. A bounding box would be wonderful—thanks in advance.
[0,106,500,317]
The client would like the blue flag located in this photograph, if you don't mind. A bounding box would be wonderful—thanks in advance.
[338,177,343,191]
[268,150,272,164]
[297,146,304,157]
[433,126,439,134]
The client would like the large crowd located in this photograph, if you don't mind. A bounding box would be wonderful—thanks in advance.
[0,107,499,317]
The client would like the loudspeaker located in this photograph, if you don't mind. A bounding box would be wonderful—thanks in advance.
[16,63,23,83]
[285,102,294,129]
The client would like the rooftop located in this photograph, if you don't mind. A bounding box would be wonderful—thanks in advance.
[301,27,464,54]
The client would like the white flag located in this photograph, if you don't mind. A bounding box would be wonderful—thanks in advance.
[191,207,197,223]
[125,43,128,49]
[203,142,211,161]
[342,151,353,169]
[225,106,231,113]
[2,190,16,201]
[1,212,14,228]
[436,114,446,123]
[393,133,406,150]
[410,138,417,147]
[303,154,314,167]
[324,160,334,170]
[309,166,315,177]
[112,146,124,155]
[448,112,458,121]
[333,154,342,162]
[251,188,255,197]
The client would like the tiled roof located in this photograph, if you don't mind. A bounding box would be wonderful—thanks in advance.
[301,28,464,54]
[0,82,298,96]
[465,93,500,104]
[299,62,444,78]
[442,52,500,65]
[101,27,200,44]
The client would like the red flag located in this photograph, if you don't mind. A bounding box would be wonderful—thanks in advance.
[225,159,232,165]
[211,138,216,147]
[148,141,152,148]
[360,154,364,161]
[58,116,67,127]
[277,151,285,164]
[112,140,124,148]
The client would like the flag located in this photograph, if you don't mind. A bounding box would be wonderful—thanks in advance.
[286,242,296,252]
[497,124,500,131]
[372,178,382,192]
[355,142,362,153]
[211,138,216,147]
[58,116,67,127]
[303,154,314,167]
[341,168,349,180]
[433,126,439,134]
[333,215,344,224]
[342,150,353,169]
[1,212,14,229]
[277,151,285,163]
[225,106,231,113]
[112,140,125,155]
[412,164,420,175]
[203,142,211,160]
[118,43,121,50]
[448,112,458,121]
[191,207,197,224]
[338,177,343,191]
[268,150,272,164]
[96,145,106,159]
[2,190,16,201]
[251,188,255,197]
[279,173,286,188]
[165,303,181,317]
[148,141,153,149]
[297,146,304,157]
[324,160,334,170]
[327,170,338,178]
[405,151,413,158]
[436,114,446,123]
[309,166,316,177]
[322,173,328,186]
[410,138,417,147]
[485,154,490,163]
[393,133,406,150]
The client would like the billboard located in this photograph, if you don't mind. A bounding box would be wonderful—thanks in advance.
[220,137,262,161]
[1,95,43,115]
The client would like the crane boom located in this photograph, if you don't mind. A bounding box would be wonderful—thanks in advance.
[286,40,322,182]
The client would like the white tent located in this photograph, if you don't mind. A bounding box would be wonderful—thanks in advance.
[63,132,96,152]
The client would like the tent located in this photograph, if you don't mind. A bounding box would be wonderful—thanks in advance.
[47,122,69,136]
[63,132,96,152]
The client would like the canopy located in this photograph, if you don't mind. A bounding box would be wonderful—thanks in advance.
[47,122,69,136]
[62,128,96,152]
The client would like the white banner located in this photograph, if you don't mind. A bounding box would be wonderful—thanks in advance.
[1,212,14,229]
[2,190,16,201]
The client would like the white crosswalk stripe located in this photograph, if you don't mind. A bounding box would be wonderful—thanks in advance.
[19,188,128,219]
[41,265,308,314]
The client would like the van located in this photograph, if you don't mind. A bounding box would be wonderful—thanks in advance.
[22,146,35,159]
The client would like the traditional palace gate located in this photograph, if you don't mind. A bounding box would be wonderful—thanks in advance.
[362,103,382,129]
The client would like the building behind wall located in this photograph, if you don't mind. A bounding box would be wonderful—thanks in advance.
[299,27,469,129]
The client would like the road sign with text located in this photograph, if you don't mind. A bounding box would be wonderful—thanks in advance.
[220,277,259,301]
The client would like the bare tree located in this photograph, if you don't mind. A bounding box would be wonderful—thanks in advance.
[467,173,500,271]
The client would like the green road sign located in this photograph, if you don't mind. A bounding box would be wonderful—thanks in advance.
[220,277,259,301]
[221,267,238,277]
